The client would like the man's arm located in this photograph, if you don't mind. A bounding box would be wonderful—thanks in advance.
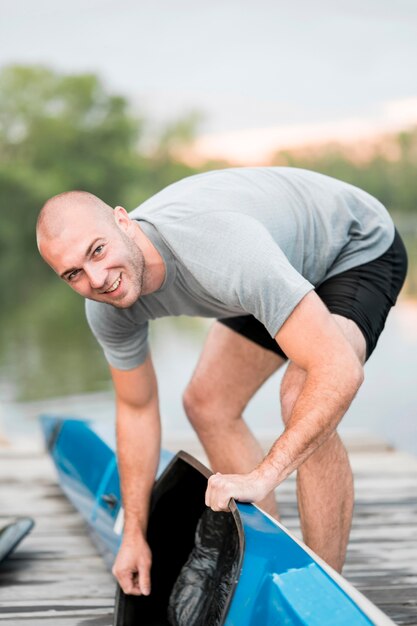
[111,353,161,596]
[205,291,364,510]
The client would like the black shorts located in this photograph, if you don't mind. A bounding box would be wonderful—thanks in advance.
[219,229,408,361]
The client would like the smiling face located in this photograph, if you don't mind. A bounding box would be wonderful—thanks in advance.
[37,192,146,308]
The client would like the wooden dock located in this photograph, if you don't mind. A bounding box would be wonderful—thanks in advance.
[0,433,416,625]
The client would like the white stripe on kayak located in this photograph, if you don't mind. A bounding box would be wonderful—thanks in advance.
[113,507,124,536]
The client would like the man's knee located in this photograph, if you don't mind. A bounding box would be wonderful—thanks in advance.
[183,382,217,430]
[183,379,243,431]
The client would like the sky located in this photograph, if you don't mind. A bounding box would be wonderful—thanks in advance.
[1,0,416,162]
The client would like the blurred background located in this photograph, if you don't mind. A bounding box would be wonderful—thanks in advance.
[0,0,416,456]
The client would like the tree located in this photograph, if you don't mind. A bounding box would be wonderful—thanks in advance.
[0,64,206,400]
[0,64,202,304]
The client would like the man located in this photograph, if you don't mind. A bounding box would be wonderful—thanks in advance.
[36,167,407,596]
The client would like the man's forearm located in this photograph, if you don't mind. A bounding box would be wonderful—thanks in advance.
[116,402,161,538]
[257,361,364,490]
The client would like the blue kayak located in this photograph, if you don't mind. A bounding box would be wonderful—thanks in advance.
[0,518,34,564]
[40,414,394,626]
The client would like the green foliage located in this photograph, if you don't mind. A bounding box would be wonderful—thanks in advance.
[0,66,140,200]
[272,128,417,215]
[0,64,201,307]
[0,64,206,400]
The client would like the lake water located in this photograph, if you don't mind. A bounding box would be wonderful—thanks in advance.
[1,299,416,458]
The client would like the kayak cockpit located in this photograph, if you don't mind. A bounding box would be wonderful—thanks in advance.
[114,451,244,626]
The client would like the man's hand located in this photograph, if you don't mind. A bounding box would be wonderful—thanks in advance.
[112,533,152,596]
[205,470,274,512]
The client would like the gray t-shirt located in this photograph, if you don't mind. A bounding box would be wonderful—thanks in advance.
[86,167,394,369]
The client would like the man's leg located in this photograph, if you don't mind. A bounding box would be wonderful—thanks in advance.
[183,321,286,517]
[280,314,367,573]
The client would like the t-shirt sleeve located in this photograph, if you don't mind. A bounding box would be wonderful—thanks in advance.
[85,299,149,370]
[159,211,314,337]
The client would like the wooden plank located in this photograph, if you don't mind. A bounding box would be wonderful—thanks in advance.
[0,446,115,625]
[1,437,416,625]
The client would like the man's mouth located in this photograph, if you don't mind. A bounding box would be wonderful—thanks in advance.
[104,275,121,293]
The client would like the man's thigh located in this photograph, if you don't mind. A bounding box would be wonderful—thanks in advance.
[186,322,286,417]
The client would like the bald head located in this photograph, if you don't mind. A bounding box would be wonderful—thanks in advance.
[37,191,115,246]
[35,190,150,307]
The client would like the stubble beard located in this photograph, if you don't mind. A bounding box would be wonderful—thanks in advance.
[111,233,146,309]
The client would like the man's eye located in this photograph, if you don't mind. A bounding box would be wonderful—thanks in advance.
[93,245,104,256]
[68,270,80,281]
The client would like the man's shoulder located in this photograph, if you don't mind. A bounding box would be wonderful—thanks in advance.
[85,298,117,321]
[84,300,149,369]
[85,299,145,333]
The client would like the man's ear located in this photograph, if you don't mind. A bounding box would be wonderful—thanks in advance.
[113,206,131,232]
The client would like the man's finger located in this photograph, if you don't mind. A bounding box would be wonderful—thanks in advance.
[205,473,221,506]
[137,564,151,596]
[205,477,233,512]
[113,567,141,596]
[205,484,211,508]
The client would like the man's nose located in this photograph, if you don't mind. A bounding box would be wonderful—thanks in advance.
[85,264,106,290]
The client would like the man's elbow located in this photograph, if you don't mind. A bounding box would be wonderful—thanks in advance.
[319,349,364,404]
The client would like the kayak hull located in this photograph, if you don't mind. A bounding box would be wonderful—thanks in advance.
[40,414,394,626]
